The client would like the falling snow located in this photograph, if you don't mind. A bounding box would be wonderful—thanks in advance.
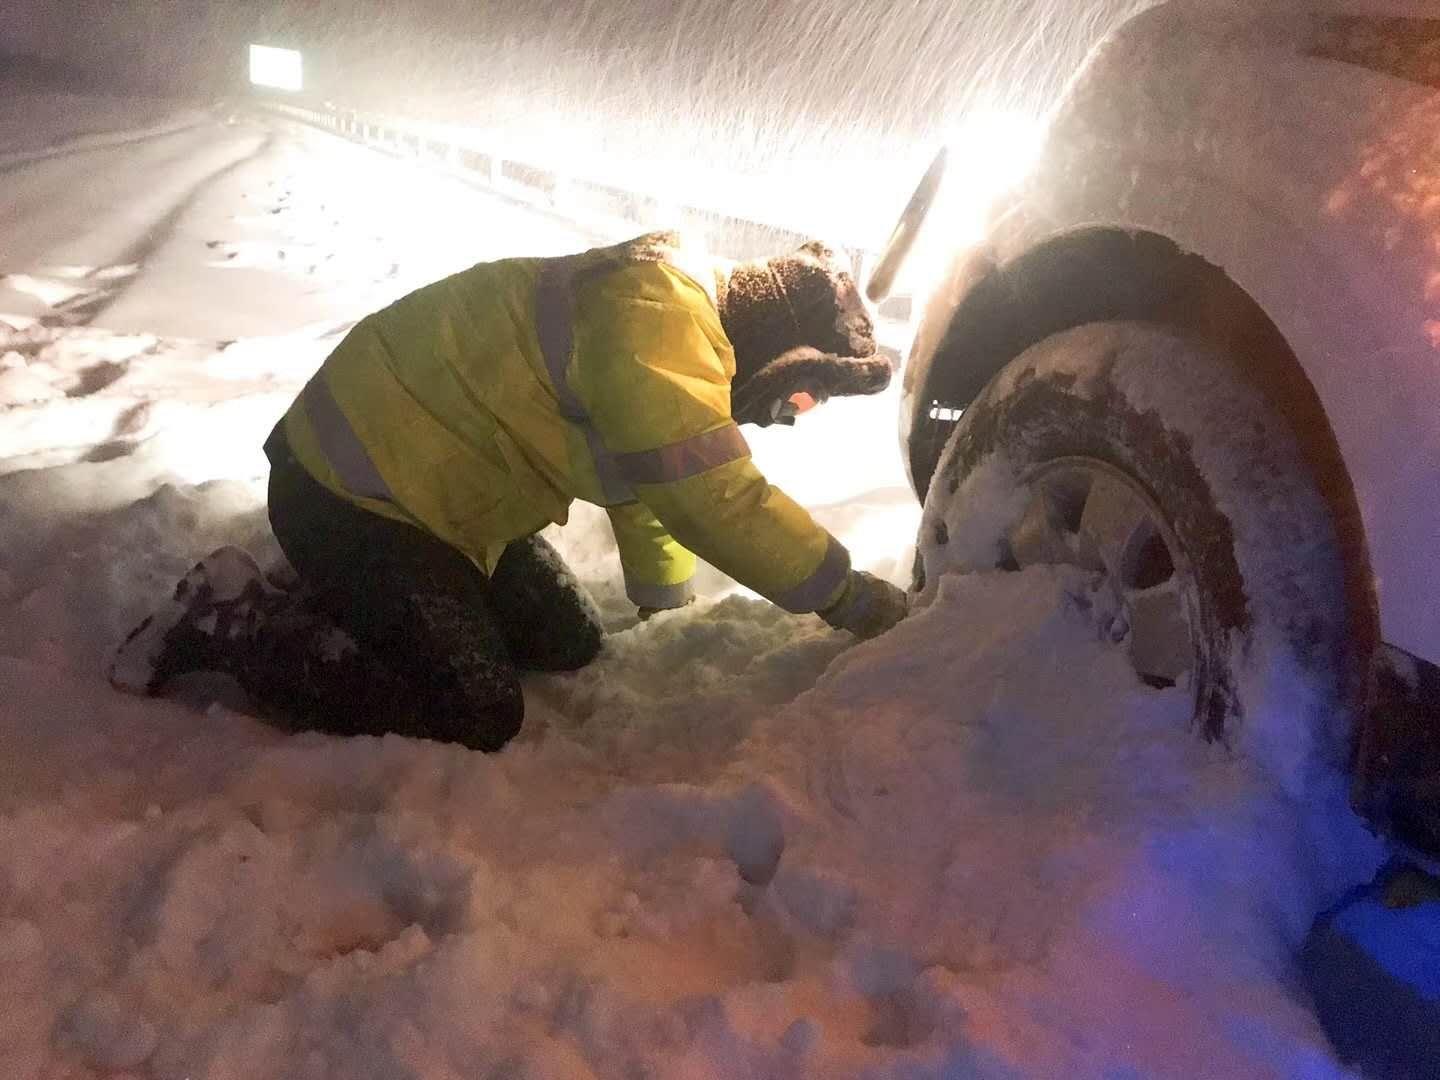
[4,1,1157,244]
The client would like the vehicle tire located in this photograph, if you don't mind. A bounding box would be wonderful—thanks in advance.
[914,321,1372,759]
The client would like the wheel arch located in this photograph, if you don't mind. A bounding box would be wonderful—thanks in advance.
[910,228,1336,499]
[905,224,1380,748]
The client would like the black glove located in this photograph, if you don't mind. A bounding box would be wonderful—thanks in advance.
[818,570,908,639]
[637,596,696,621]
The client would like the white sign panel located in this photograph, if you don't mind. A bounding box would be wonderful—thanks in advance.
[249,45,303,92]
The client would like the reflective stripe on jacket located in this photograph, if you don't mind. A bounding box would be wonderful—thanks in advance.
[268,235,850,613]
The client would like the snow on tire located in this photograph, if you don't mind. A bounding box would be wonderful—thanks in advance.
[914,321,1371,782]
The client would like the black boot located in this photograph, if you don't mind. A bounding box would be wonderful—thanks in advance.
[109,547,420,741]
[109,546,290,695]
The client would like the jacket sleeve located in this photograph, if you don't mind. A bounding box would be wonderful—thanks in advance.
[574,271,851,613]
[606,500,697,609]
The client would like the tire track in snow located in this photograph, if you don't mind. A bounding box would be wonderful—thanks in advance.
[0,111,210,176]
[76,130,279,326]
[0,121,272,295]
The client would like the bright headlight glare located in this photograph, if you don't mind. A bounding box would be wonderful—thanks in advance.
[893,108,1044,299]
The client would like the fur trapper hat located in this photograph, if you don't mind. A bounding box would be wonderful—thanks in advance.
[720,241,892,426]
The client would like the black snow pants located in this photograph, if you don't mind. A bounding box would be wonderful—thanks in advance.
[260,428,603,750]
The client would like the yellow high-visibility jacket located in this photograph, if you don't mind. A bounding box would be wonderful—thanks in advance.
[266,235,850,613]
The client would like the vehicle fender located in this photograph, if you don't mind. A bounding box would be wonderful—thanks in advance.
[906,160,1437,661]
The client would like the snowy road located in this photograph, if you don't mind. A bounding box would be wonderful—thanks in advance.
[0,101,1384,1079]
[0,118,286,337]
[0,109,607,339]
[1,120,252,279]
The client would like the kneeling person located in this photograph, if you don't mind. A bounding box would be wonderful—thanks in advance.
[110,233,908,748]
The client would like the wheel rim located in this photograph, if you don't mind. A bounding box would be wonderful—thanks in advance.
[1000,458,1198,690]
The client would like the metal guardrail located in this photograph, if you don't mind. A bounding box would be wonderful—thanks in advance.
[259,100,913,322]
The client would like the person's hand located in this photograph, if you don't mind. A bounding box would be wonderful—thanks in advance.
[818,570,908,639]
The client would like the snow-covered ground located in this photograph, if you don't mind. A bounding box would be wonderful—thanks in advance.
[0,67,203,164]
[0,101,1388,1078]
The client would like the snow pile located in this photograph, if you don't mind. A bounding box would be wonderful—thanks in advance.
[0,568,1380,1078]
[0,101,1386,1077]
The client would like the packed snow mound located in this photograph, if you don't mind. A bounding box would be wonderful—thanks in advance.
[0,568,1381,1078]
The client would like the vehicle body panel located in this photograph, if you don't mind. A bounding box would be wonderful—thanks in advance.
[907,2,1438,661]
